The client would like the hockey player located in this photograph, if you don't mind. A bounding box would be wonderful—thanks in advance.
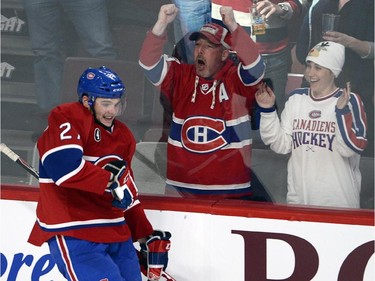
[28,66,171,281]
[139,5,265,200]
[255,41,368,208]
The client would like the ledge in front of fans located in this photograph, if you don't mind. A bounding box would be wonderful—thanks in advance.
[1,183,373,226]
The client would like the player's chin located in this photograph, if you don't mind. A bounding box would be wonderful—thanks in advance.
[100,117,115,127]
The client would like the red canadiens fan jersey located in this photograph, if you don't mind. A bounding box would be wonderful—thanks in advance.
[139,26,265,199]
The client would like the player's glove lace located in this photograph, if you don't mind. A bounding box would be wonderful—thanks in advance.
[139,230,172,281]
[104,160,138,210]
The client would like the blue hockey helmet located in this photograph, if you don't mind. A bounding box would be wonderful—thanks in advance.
[77,66,125,107]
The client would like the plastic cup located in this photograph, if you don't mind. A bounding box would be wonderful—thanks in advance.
[322,14,340,35]
[250,7,266,35]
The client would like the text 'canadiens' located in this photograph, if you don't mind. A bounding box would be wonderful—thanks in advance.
[292,118,336,151]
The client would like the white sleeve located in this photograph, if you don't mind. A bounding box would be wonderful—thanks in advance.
[259,107,293,155]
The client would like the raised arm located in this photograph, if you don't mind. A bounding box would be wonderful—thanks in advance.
[255,83,293,154]
[323,31,374,60]
[151,4,178,36]
[139,4,179,86]
[335,86,368,155]
[220,6,265,84]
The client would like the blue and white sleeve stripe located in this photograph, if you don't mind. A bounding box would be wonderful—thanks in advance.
[41,144,85,185]
[239,55,265,86]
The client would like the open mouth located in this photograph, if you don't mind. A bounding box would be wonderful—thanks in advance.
[103,116,114,123]
[196,57,206,71]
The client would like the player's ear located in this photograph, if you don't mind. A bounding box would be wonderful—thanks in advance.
[81,95,90,110]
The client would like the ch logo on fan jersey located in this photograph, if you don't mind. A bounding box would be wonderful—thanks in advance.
[181,116,227,153]
[309,110,321,119]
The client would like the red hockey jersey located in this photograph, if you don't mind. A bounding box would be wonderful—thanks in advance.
[28,102,153,246]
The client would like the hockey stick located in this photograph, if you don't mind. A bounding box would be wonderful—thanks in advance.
[161,271,176,281]
[1,143,39,179]
[0,142,176,281]
[135,149,166,180]
[160,271,176,281]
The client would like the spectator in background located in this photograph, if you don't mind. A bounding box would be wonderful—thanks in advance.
[295,0,374,157]
[157,1,211,141]
[255,41,368,208]
[22,0,117,140]
[211,0,306,114]
[171,0,211,63]
[139,4,267,200]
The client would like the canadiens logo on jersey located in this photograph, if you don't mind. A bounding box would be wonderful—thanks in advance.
[181,116,228,153]
[93,154,123,168]
[309,110,321,119]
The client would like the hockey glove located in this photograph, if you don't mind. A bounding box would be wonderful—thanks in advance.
[139,230,172,281]
[104,160,138,210]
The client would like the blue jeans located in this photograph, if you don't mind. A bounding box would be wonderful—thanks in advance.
[22,0,117,112]
[172,0,211,63]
